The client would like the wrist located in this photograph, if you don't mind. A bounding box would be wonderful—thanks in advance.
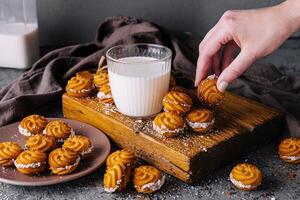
[279,0,300,31]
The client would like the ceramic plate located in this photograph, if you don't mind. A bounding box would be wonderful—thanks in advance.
[0,118,110,186]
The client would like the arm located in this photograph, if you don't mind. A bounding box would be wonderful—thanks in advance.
[195,0,300,91]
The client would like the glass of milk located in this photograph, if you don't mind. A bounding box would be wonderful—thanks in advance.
[0,0,39,69]
[106,43,172,118]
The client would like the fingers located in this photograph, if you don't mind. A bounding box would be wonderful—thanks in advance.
[221,41,237,71]
[217,49,255,92]
[195,26,232,86]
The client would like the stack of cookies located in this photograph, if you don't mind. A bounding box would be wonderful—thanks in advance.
[153,74,223,138]
[103,149,165,194]
[65,56,114,105]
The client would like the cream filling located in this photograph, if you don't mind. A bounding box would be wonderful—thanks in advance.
[186,118,215,129]
[140,175,165,191]
[104,179,122,193]
[97,91,112,100]
[18,125,32,137]
[281,155,300,161]
[80,146,94,156]
[153,122,185,135]
[207,74,217,80]
[53,157,80,171]
[229,173,259,189]
[14,161,45,169]
[42,128,75,142]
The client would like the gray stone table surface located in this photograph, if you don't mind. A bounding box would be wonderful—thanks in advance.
[0,43,300,200]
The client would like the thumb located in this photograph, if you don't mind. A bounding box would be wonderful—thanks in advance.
[217,49,255,92]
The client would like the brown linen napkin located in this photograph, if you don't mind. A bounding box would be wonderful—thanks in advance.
[0,16,299,136]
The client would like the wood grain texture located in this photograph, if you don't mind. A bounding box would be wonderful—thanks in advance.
[62,91,284,183]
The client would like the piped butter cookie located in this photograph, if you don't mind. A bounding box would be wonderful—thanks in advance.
[186,108,215,133]
[133,165,165,194]
[197,74,225,106]
[229,163,262,191]
[278,137,300,164]
[153,112,185,138]
[162,91,192,115]
[18,114,47,136]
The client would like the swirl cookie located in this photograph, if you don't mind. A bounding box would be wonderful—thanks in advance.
[153,112,185,138]
[14,150,47,175]
[197,75,225,106]
[133,165,165,194]
[48,148,80,175]
[97,84,114,104]
[0,142,22,167]
[229,163,262,191]
[162,91,192,115]
[106,149,135,168]
[94,69,109,88]
[43,120,75,142]
[25,134,56,153]
[66,75,94,98]
[62,135,93,157]
[76,71,94,81]
[18,114,47,136]
[278,137,300,164]
[186,109,215,133]
[103,162,131,193]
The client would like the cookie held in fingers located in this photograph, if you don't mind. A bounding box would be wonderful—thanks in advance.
[62,135,93,157]
[43,120,75,142]
[162,91,192,115]
[106,149,135,168]
[25,134,56,153]
[103,162,131,193]
[197,74,225,106]
[14,150,47,175]
[153,112,185,138]
[66,75,94,98]
[186,108,215,133]
[133,165,165,194]
[229,163,262,191]
[48,148,80,175]
[18,114,47,136]
[278,137,300,164]
[0,142,23,167]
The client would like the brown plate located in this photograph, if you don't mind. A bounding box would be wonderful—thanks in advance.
[0,118,111,186]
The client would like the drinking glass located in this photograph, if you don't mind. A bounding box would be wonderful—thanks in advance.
[106,43,172,118]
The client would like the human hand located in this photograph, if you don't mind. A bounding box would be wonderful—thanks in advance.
[195,0,300,91]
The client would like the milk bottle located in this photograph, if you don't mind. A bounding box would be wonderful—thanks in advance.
[0,0,39,69]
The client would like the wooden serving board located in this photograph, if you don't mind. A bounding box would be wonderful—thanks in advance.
[62,91,284,183]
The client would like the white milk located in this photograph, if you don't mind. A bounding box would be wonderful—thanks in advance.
[108,57,171,118]
[0,23,39,69]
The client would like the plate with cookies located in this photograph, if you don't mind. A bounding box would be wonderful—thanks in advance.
[0,115,111,186]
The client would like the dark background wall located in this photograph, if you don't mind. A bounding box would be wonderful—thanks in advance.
[37,0,284,46]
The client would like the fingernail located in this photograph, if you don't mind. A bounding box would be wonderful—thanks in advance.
[218,81,228,92]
